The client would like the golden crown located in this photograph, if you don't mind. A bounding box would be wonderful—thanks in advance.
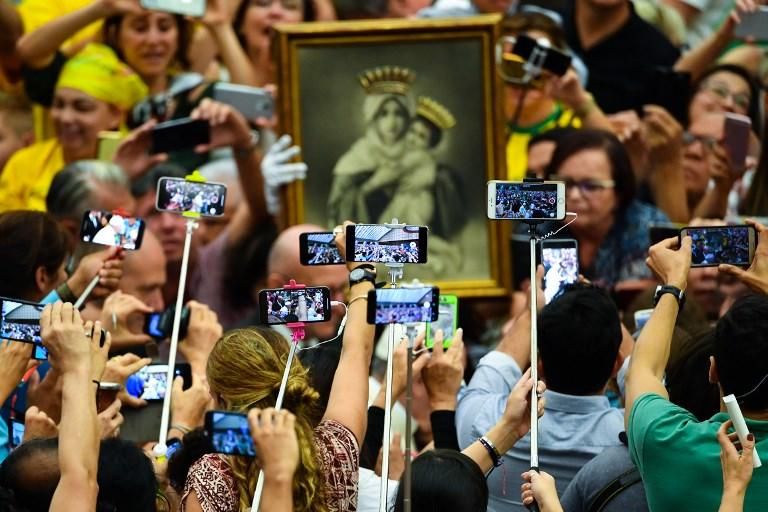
[416,96,456,130]
[358,66,416,95]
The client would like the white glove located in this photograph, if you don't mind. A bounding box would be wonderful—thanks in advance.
[262,134,308,215]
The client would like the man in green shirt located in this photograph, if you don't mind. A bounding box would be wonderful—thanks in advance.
[625,221,768,512]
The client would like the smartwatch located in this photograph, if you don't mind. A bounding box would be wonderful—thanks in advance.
[653,284,685,310]
[349,264,376,287]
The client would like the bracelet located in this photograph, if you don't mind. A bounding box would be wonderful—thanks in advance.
[479,436,503,468]
[170,423,192,435]
[348,295,368,307]
[57,282,77,303]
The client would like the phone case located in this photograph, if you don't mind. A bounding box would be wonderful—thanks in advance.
[150,118,210,154]
[140,0,205,17]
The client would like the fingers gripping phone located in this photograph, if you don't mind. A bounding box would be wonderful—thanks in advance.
[155,177,227,217]
[541,239,579,304]
[367,287,440,325]
[299,232,345,265]
[681,225,757,267]
[426,294,458,348]
[258,286,332,325]
[346,224,429,264]
[487,181,566,220]
[205,410,256,457]
[81,210,145,250]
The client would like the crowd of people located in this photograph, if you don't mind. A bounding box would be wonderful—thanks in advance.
[0,0,765,511]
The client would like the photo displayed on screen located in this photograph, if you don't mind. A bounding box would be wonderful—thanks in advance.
[353,225,422,263]
[376,288,435,324]
[265,288,326,323]
[11,421,24,449]
[431,304,455,339]
[211,413,255,456]
[0,300,43,343]
[126,366,170,401]
[81,211,143,250]
[495,184,558,219]
[158,179,226,216]
[305,233,343,264]
[543,247,579,303]
[690,227,751,266]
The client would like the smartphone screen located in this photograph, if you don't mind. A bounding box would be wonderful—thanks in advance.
[367,287,439,325]
[541,239,579,304]
[299,232,344,265]
[487,181,566,220]
[426,294,458,348]
[346,224,428,264]
[125,363,191,401]
[682,225,756,267]
[81,210,145,250]
[150,118,210,154]
[9,419,24,449]
[155,177,227,217]
[0,298,43,344]
[205,411,256,457]
[258,287,331,325]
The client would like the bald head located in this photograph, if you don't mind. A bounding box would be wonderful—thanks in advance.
[267,224,321,278]
[121,230,167,311]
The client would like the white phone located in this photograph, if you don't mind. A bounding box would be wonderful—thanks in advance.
[140,0,205,17]
[487,180,566,220]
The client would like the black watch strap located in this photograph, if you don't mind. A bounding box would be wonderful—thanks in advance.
[654,285,685,309]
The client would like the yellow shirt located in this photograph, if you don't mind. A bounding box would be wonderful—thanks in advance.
[0,138,64,212]
[17,0,101,51]
[505,105,581,180]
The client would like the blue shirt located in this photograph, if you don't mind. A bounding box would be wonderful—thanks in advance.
[455,351,624,511]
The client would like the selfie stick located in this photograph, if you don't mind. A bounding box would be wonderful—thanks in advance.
[251,280,307,511]
[724,394,762,468]
[155,173,204,456]
[73,275,100,309]
[402,323,419,512]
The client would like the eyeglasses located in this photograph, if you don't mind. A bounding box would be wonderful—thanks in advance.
[682,131,718,150]
[551,175,615,195]
[249,0,303,10]
[699,80,751,112]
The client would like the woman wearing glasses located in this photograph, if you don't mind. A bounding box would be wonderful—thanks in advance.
[688,64,761,134]
[544,129,669,289]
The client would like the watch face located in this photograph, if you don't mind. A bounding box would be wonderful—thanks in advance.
[350,269,364,280]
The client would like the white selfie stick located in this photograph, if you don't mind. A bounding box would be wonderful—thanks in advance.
[724,394,761,468]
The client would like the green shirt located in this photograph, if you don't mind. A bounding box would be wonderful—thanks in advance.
[628,393,768,511]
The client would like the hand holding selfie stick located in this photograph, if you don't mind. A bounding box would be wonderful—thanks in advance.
[379,218,406,512]
[251,280,307,512]
[724,394,762,468]
[155,173,204,458]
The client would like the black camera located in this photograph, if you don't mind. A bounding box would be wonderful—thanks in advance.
[143,305,190,341]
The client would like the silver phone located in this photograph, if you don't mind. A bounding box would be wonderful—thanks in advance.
[213,83,274,121]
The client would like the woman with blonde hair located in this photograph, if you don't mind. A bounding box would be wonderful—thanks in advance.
[181,226,375,511]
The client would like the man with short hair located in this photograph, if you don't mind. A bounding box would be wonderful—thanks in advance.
[625,223,768,511]
[456,282,626,511]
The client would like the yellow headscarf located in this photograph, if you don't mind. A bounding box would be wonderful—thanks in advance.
[56,43,148,111]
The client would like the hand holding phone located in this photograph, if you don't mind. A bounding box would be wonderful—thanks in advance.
[426,294,458,348]
[125,363,191,401]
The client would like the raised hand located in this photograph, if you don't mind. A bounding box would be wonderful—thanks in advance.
[719,220,768,295]
[422,328,465,411]
[646,236,693,291]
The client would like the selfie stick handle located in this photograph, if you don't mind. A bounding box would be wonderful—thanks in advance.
[724,394,762,468]
[526,220,541,512]
[252,288,306,512]
[157,217,198,451]
[403,325,418,512]
[73,274,100,309]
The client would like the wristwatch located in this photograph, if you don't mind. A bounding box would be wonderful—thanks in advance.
[349,264,377,287]
[653,284,685,310]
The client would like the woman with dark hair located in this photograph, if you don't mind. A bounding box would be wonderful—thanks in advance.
[544,129,669,289]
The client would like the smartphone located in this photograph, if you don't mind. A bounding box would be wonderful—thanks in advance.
[33,344,48,361]
[150,118,210,154]
[723,113,752,171]
[257,286,332,325]
[9,418,24,450]
[144,305,191,341]
[734,6,768,41]
[345,224,429,264]
[487,181,566,221]
[299,232,344,265]
[512,34,571,77]
[81,210,145,250]
[541,239,579,304]
[97,131,123,161]
[213,83,274,121]
[125,363,192,401]
[367,287,439,325]
[155,177,227,217]
[649,223,685,246]
[0,297,44,344]
[97,382,121,413]
[205,411,256,457]
[681,225,757,267]
[426,294,458,348]
[140,0,206,17]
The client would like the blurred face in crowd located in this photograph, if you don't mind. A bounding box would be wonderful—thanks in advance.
[239,0,304,57]
[682,113,724,202]
[555,148,618,233]
[51,88,121,161]
[120,231,167,312]
[375,99,409,145]
[527,140,556,178]
[117,11,179,84]
[473,0,514,13]
[689,71,751,123]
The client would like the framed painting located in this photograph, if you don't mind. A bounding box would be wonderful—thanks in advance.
[276,15,510,297]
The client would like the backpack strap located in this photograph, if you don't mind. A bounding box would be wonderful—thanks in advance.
[586,466,643,512]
